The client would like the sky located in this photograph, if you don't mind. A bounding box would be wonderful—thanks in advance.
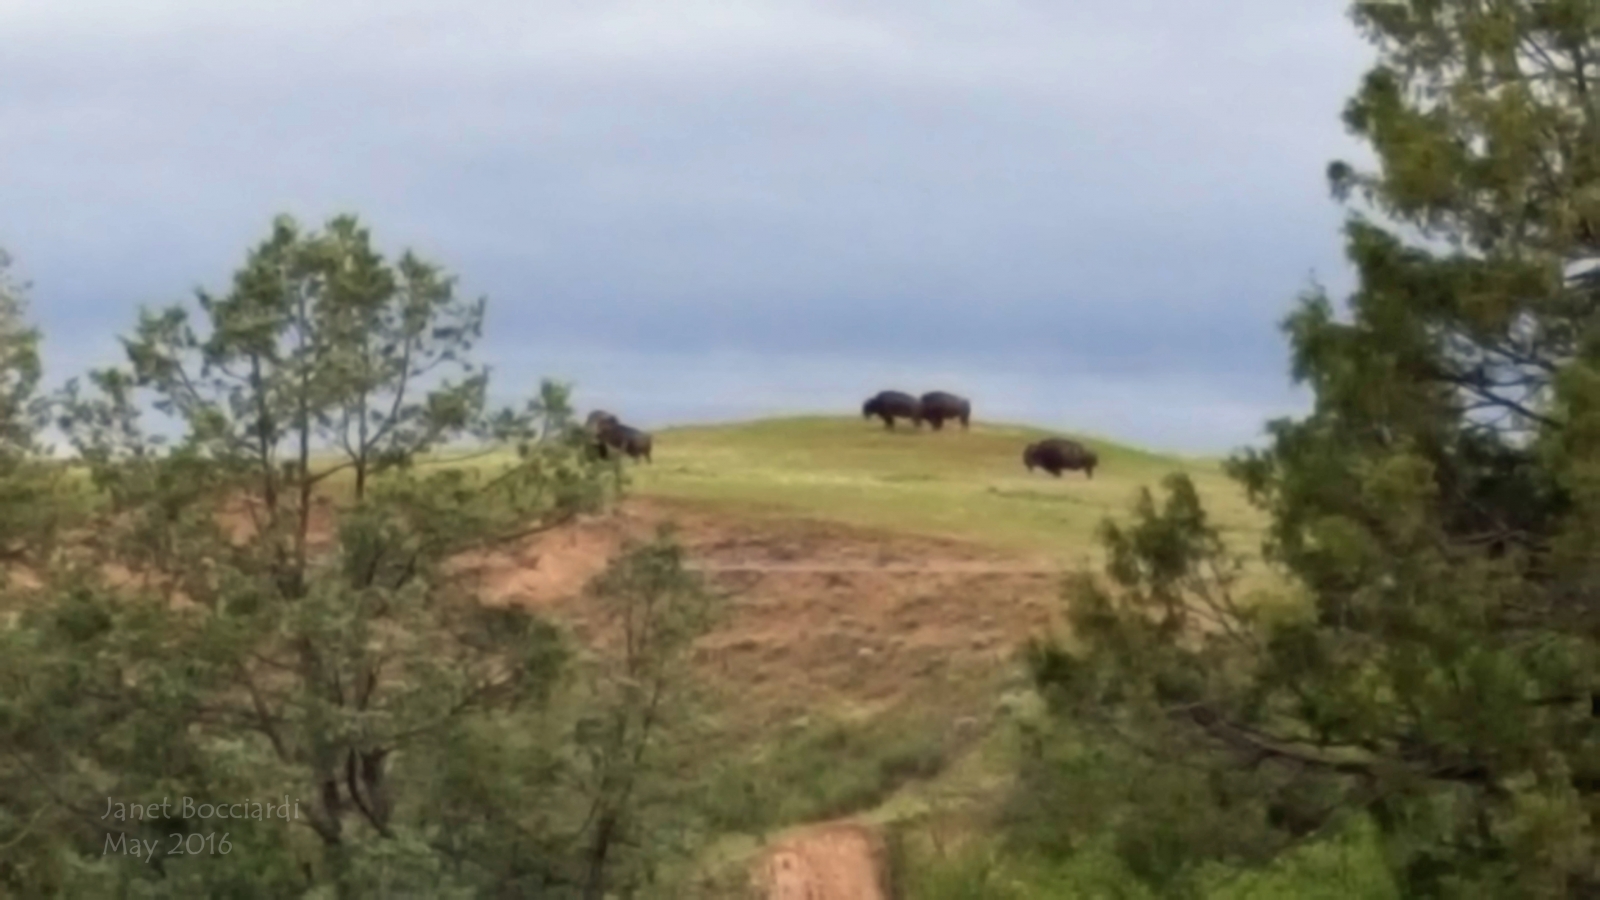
[1,1,1374,454]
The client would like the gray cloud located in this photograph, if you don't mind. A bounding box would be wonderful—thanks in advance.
[6,1,1372,452]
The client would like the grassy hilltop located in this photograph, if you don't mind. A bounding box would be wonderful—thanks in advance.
[618,415,1265,560]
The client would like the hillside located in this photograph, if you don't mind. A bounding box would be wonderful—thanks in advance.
[473,415,1273,897]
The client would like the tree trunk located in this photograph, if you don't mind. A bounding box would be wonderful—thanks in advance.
[581,809,618,900]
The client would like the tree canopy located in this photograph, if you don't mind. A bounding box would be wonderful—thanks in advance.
[1025,1,1600,895]
[0,216,717,898]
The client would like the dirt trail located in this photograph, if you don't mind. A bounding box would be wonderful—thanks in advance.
[755,822,889,900]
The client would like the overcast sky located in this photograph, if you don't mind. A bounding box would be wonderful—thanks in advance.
[1,1,1373,453]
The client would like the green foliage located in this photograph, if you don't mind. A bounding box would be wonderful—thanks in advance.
[562,527,723,899]
[895,810,1398,900]
[0,248,43,449]
[0,250,76,570]
[702,714,951,837]
[0,216,674,897]
[1013,1,1600,895]
[1000,831,1396,900]
[368,533,721,898]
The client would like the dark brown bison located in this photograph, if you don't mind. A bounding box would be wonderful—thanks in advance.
[584,410,622,459]
[918,391,970,431]
[861,390,922,430]
[1023,438,1097,478]
[596,420,653,463]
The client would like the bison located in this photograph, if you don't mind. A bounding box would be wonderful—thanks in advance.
[918,391,971,431]
[861,390,922,430]
[585,409,621,459]
[1023,438,1097,479]
[585,410,620,431]
[597,420,653,463]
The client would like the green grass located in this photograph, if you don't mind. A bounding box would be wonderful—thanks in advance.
[701,710,953,837]
[889,817,1401,900]
[623,416,1265,559]
[68,414,1267,562]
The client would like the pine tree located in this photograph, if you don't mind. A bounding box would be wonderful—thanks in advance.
[0,215,617,896]
[1027,2,1600,895]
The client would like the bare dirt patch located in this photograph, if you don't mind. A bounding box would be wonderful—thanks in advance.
[755,821,890,900]
[473,497,1065,726]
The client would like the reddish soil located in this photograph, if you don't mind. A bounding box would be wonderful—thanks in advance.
[755,822,891,900]
[473,497,1063,726]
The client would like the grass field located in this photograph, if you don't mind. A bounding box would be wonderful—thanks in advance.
[622,416,1267,561]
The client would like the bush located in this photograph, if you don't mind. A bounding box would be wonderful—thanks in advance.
[701,715,951,835]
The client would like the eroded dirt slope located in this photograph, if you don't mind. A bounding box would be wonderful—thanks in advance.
[474,497,1063,722]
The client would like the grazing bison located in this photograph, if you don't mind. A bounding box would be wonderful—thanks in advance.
[597,420,653,463]
[1023,438,1097,479]
[861,390,922,430]
[918,391,971,431]
[585,410,620,431]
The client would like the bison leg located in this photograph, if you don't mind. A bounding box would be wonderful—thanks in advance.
[929,417,944,431]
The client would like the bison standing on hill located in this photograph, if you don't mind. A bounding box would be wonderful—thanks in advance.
[918,391,970,431]
[862,391,922,430]
[586,410,652,463]
[1023,438,1097,479]
[599,422,653,463]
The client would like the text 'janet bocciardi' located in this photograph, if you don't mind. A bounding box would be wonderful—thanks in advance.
[103,796,302,822]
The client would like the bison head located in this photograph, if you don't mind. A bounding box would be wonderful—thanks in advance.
[861,398,877,419]
[1022,442,1038,471]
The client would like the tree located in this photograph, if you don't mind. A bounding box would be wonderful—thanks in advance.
[568,528,720,900]
[398,529,721,899]
[0,247,91,893]
[0,249,41,450]
[1026,2,1600,895]
[0,214,615,896]
[0,248,70,567]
